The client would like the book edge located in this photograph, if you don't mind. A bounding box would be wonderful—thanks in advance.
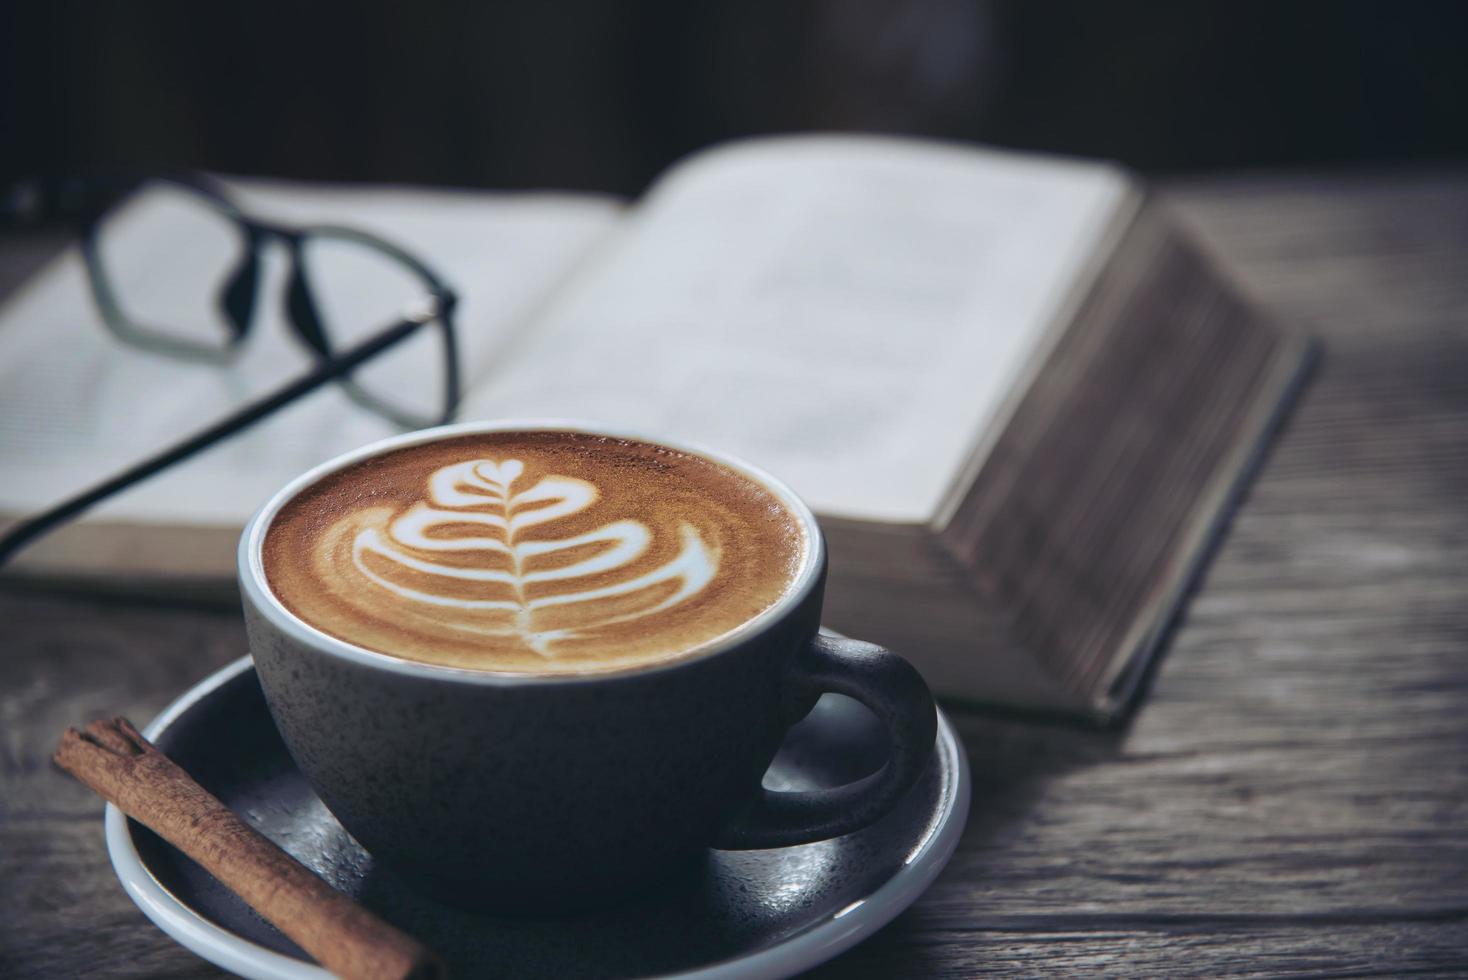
[1088,329,1320,723]
[927,179,1145,531]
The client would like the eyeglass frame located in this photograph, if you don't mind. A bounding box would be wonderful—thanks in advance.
[79,173,462,430]
[0,174,463,568]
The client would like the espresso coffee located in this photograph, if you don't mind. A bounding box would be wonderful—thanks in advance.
[263,431,808,673]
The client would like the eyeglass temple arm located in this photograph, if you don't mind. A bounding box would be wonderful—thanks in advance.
[0,314,433,569]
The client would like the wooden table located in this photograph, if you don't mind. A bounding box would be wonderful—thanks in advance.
[4,173,1467,977]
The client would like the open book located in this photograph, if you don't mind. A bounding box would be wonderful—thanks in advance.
[0,135,1311,720]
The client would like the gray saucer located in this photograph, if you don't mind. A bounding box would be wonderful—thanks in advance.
[106,656,970,979]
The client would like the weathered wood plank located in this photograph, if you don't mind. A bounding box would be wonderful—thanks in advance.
[812,919,1468,978]
[0,593,243,979]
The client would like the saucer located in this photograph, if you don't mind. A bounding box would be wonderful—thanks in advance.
[106,656,970,979]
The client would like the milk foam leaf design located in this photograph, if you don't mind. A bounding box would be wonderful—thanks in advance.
[348,458,718,654]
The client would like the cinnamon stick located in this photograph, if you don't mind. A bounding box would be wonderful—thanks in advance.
[55,717,443,980]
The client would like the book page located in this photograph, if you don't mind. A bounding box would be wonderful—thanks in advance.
[0,181,622,526]
[462,135,1131,523]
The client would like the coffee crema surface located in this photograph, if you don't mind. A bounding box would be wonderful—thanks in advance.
[263,432,808,673]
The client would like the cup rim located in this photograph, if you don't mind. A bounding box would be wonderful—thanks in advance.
[238,418,826,686]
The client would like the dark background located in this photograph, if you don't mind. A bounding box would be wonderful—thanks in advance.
[4,0,1468,200]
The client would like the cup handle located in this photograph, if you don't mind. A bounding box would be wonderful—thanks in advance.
[714,629,938,849]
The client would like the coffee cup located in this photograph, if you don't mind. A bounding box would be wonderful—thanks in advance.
[239,421,936,911]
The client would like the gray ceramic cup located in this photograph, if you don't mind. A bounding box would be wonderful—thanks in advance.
[239,421,936,911]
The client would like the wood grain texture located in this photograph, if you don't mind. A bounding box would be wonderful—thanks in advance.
[4,171,1468,977]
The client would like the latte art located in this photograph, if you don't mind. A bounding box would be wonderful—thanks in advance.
[263,432,807,673]
[348,458,717,653]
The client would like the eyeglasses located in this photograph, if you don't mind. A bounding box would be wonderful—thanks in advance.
[0,175,462,567]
